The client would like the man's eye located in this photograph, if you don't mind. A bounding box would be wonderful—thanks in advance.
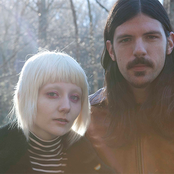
[47,92,58,98]
[147,35,158,39]
[120,38,131,43]
[70,95,79,102]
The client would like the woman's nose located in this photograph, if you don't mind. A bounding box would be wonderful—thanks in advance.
[58,97,70,113]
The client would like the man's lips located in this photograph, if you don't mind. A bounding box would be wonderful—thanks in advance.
[130,64,149,71]
[53,118,69,125]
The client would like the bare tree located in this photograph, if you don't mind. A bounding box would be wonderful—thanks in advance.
[163,0,174,29]
[87,0,98,92]
[163,0,171,14]
[69,0,80,61]
[28,0,55,48]
[95,0,109,12]
[0,0,29,75]
[0,0,35,125]
[0,0,113,125]
[37,0,47,47]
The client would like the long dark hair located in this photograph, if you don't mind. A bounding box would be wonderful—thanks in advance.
[101,0,174,146]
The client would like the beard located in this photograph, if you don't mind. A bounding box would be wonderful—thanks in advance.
[127,71,152,89]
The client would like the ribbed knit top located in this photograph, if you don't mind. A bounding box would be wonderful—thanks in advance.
[28,132,67,173]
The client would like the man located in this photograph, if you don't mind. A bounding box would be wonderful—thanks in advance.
[86,0,174,173]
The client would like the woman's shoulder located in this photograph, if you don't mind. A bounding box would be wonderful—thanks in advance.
[66,135,94,158]
[0,122,16,142]
[0,122,25,142]
[0,122,28,173]
[66,134,115,173]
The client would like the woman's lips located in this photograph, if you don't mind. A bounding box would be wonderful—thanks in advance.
[53,118,69,125]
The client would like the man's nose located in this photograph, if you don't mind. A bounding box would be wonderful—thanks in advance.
[133,38,147,58]
[58,97,70,113]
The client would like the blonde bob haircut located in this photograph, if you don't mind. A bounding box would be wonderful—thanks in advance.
[13,51,90,143]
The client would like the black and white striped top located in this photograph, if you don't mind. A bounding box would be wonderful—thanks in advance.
[28,132,67,173]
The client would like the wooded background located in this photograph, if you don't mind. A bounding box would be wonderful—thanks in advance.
[0,0,115,125]
[0,0,172,125]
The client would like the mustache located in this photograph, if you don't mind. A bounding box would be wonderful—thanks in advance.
[127,57,154,70]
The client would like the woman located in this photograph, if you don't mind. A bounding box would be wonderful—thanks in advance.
[0,52,114,174]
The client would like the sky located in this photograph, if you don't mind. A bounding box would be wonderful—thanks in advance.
[159,0,163,4]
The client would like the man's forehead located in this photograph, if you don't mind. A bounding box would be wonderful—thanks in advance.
[114,13,164,37]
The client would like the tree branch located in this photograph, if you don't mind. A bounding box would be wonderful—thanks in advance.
[95,0,109,13]
[47,0,55,11]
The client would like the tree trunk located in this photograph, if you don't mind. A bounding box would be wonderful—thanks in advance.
[37,0,47,48]
[163,0,174,29]
[87,0,98,92]
[69,0,80,62]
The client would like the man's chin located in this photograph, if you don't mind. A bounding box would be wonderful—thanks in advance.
[129,81,151,89]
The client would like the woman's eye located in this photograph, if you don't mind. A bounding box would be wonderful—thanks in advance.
[70,95,79,102]
[47,92,58,98]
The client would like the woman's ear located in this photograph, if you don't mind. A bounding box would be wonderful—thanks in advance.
[167,32,174,55]
[106,40,116,61]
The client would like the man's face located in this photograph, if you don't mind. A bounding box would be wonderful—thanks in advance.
[107,14,173,89]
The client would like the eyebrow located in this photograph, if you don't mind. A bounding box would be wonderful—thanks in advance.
[116,34,132,41]
[143,31,162,36]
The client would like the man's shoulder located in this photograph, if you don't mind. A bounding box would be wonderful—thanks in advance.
[89,88,106,106]
[87,88,110,139]
[89,88,109,122]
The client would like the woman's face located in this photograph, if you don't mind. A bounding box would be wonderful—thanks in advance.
[31,82,82,140]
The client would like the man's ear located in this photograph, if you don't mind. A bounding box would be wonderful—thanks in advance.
[167,32,174,55]
[106,40,116,61]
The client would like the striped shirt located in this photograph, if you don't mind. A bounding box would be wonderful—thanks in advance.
[28,132,67,173]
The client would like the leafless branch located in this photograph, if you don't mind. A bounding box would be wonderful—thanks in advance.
[0,41,30,70]
[47,0,55,11]
[95,0,109,13]
[27,3,38,13]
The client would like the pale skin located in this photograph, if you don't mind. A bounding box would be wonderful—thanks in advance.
[31,82,82,140]
[106,13,174,104]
